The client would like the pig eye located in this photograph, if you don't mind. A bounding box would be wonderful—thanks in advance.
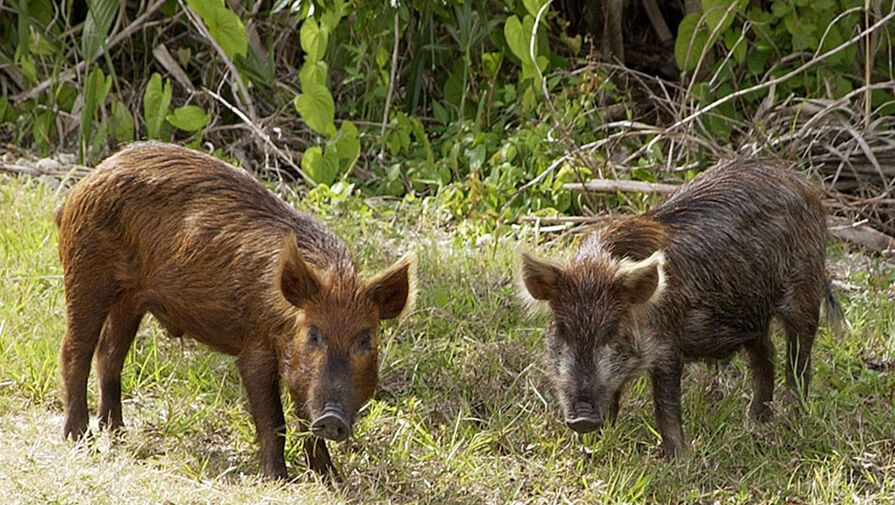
[555,321,571,338]
[353,330,373,353]
[307,326,325,348]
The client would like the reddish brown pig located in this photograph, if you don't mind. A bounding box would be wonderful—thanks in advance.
[56,142,415,478]
[520,159,844,458]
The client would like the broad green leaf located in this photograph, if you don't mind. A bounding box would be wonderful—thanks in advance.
[504,16,527,64]
[81,0,117,62]
[300,18,328,62]
[504,15,542,80]
[299,60,329,90]
[522,0,544,17]
[80,67,111,161]
[294,84,335,137]
[166,105,210,132]
[301,145,339,185]
[144,73,173,139]
[723,29,746,64]
[701,0,744,35]
[186,0,248,59]
[110,100,135,142]
[331,120,359,170]
[675,13,709,72]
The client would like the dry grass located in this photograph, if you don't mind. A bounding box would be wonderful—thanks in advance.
[1,176,894,504]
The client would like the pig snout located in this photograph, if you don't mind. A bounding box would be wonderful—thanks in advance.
[565,401,602,434]
[311,404,352,442]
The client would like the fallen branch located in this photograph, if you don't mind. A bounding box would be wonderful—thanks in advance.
[564,179,679,194]
[518,215,604,225]
[828,216,895,254]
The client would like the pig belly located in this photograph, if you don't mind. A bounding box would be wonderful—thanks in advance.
[679,309,770,360]
[140,292,247,355]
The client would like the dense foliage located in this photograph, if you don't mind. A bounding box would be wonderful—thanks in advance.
[1,0,892,223]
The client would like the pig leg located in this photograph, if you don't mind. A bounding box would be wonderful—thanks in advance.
[61,279,115,440]
[779,282,822,399]
[651,360,685,459]
[782,308,819,399]
[746,330,775,422]
[608,390,622,424]
[237,346,287,479]
[304,435,337,476]
[96,298,142,432]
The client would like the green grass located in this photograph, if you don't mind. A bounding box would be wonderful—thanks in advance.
[1,175,893,504]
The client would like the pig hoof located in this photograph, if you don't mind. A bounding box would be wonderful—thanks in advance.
[63,418,88,440]
[749,404,774,422]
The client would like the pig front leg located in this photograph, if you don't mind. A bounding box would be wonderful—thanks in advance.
[303,435,339,477]
[651,360,685,459]
[237,346,287,479]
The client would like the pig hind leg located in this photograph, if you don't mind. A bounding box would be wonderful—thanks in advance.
[96,297,143,431]
[60,273,117,439]
[777,280,822,398]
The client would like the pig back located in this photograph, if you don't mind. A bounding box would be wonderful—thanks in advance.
[58,142,353,352]
[648,159,826,333]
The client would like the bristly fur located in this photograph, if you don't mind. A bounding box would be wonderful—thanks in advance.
[56,141,415,478]
[518,157,841,460]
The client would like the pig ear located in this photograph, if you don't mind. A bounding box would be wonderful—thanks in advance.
[366,253,416,320]
[520,252,563,301]
[615,250,666,305]
[278,233,321,308]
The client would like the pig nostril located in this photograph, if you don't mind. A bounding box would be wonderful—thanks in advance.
[311,408,351,442]
[574,401,594,414]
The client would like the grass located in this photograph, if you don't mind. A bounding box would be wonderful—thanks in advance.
[1,175,893,504]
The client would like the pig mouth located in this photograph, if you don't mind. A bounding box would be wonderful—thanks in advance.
[310,404,353,442]
[565,415,601,433]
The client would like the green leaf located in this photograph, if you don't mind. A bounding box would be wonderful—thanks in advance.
[80,67,112,161]
[299,60,329,90]
[504,16,526,63]
[144,73,173,139]
[301,145,339,185]
[110,100,135,143]
[522,0,544,17]
[504,15,540,80]
[300,18,328,62]
[81,0,117,62]
[330,120,359,171]
[701,0,743,35]
[675,13,709,72]
[166,105,210,132]
[482,52,503,78]
[294,84,336,137]
[186,0,248,59]
[55,84,79,113]
[723,30,746,64]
